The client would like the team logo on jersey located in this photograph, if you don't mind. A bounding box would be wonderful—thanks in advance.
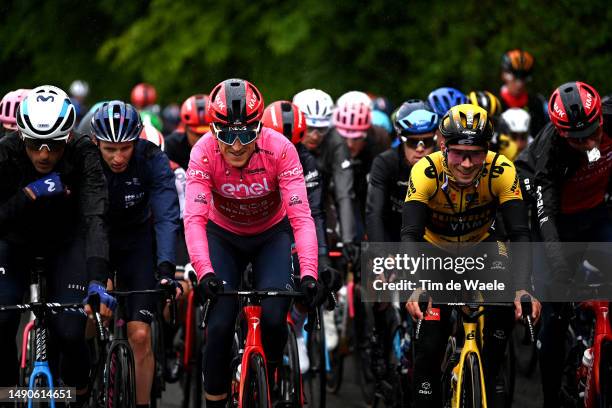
[279,166,303,178]
[220,179,271,196]
[341,160,351,169]
[405,178,416,198]
[246,167,266,175]
[289,194,303,206]
[188,169,210,180]
[194,193,207,204]
[424,163,437,179]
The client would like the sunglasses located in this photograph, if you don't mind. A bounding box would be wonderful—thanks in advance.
[306,126,330,136]
[212,122,261,146]
[447,148,487,164]
[22,137,67,152]
[508,132,529,142]
[402,136,436,150]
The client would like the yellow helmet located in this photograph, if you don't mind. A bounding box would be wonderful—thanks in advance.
[468,90,502,119]
[439,104,494,147]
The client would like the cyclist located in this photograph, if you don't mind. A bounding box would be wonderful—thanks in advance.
[514,81,611,408]
[401,104,541,406]
[165,94,210,170]
[499,49,548,135]
[293,89,359,262]
[0,89,30,137]
[366,99,439,243]
[69,79,90,124]
[90,100,181,407]
[333,96,390,237]
[497,108,532,161]
[427,87,468,116]
[0,86,113,407]
[184,78,320,408]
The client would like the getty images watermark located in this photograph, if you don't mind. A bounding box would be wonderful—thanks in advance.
[361,242,612,303]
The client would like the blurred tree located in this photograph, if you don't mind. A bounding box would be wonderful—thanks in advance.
[1,0,610,107]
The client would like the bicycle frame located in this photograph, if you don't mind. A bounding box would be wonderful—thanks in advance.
[449,307,487,408]
[581,301,612,407]
[237,304,271,407]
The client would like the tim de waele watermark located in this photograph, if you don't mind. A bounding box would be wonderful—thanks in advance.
[371,253,506,292]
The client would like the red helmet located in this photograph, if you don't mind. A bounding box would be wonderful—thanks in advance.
[131,83,157,109]
[262,101,306,144]
[180,94,210,134]
[548,81,602,138]
[208,79,264,125]
[333,102,371,138]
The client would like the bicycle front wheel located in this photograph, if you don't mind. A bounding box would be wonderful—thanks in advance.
[461,352,483,408]
[281,323,303,407]
[305,310,327,408]
[106,342,137,408]
[599,340,612,408]
[242,352,270,408]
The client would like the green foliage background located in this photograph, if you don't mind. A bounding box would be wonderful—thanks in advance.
[1,0,610,106]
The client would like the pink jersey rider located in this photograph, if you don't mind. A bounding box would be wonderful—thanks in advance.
[184,127,318,281]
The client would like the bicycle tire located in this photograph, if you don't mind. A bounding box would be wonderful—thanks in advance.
[599,340,612,408]
[511,320,538,377]
[280,323,303,407]
[150,316,165,408]
[500,338,515,408]
[105,342,137,408]
[352,285,375,405]
[184,307,204,408]
[326,348,344,394]
[242,352,270,408]
[461,352,483,408]
[305,311,327,408]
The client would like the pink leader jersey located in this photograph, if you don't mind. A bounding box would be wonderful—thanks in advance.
[184,127,318,280]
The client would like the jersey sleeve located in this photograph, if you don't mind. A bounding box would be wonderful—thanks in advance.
[491,154,523,204]
[278,143,318,279]
[183,141,215,280]
[404,156,437,204]
[365,154,389,242]
[148,150,180,266]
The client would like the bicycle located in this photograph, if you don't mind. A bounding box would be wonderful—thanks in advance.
[201,289,318,408]
[174,265,205,408]
[0,256,97,408]
[560,300,612,408]
[412,294,534,408]
[88,288,176,408]
[325,246,375,404]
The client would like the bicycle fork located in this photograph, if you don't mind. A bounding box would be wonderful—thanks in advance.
[28,319,55,408]
[450,321,487,408]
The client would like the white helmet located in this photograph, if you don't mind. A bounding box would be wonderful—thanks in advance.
[336,91,372,109]
[69,80,89,99]
[501,108,531,133]
[17,85,76,140]
[140,123,165,151]
[292,89,334,127]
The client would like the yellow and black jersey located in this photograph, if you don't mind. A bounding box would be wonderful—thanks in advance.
[404,151,522,244]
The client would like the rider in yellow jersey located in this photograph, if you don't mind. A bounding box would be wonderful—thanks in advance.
[401,104,541,407]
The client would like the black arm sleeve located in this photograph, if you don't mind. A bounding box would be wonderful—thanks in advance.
[365,155,388,242]
[400,201,428,242]
[499,200,532,291]
[78,138,111,283]
[303,154,328,255]
[331,137,357,243]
